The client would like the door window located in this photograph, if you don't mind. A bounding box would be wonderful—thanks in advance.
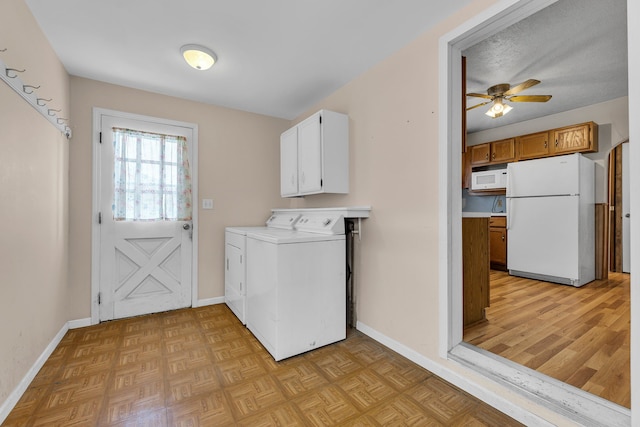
[112,127,192,221]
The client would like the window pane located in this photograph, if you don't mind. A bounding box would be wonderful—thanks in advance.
[112,128,192,221]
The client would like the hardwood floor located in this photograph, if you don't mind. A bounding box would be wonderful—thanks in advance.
[3,304,522,426]
[464,270,630,408]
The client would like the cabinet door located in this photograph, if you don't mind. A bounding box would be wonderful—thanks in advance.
[518,131,549,160]
[491,138,515,163]
[552,123,592,154]
[297,114,323,194]
[489,227,507,268]
[470,143,490,165]
[280,127,298,197]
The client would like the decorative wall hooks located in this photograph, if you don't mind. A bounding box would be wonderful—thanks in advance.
[0,57,71,139]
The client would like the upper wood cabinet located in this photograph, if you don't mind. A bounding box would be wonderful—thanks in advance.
[552,122,598,155]
[470,143,490,165]
[517,131,550,160]
[517,122,598,160]
[470,138,516,166]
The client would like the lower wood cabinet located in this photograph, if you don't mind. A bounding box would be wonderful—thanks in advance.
[489,216,507,271]
[462,217,490,327]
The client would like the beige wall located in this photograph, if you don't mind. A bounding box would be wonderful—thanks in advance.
[0,0,70,404]
[283,0,497,359]
[68,78,289,318]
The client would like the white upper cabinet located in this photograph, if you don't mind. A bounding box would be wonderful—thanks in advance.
[280,110,349,198]
[280,126,298,197]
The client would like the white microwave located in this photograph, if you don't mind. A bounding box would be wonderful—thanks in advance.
[471,168,508,190]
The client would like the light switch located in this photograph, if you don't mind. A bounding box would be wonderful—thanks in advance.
[202,199,213,210]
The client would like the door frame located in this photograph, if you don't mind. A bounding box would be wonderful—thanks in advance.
[438,0,636,425]
[91,107,199,324]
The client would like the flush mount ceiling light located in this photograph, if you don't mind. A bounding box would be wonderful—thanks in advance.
[181,44,217,70]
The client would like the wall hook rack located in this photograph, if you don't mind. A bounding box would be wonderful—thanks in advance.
[23,84,40,94]
[0,58,71,139]
[5,68,25,78]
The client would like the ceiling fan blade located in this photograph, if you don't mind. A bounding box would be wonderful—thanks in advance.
[466,92,494,99]
[504,79,540,96]
[508,95,552,102]
[466,100,492,111]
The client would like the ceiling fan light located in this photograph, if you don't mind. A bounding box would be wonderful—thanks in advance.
[485,102,513,118]
[181,44,217,70]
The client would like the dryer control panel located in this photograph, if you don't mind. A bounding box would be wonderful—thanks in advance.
[295,214,345,234]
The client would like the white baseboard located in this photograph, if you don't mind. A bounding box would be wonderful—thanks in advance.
[195,296,224,307]
[68,317,91,329]
[355,321,553,427]
[0,316,95,424]
[0,321,69,424]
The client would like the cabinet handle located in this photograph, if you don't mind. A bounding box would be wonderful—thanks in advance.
[502,234,505,241]
[492,152,496,160]
[544,141,547,148]
[485,153,489,160]
[555,139,558,147]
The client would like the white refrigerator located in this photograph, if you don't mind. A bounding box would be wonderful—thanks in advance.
[506,153,595,287]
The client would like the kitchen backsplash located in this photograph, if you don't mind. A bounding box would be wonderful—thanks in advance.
[462,190,506,214]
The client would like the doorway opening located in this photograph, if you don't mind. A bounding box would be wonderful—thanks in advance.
[438,0,633,425]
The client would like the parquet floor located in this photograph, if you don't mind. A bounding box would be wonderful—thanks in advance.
[464,270,630,408]
[3,304,522,426]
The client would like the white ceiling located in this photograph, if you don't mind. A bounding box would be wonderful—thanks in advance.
[25,0,472,120]
[24,0,628,128]
[464,0,627,133]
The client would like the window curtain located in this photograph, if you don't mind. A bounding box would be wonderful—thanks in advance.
[113,127,192,221]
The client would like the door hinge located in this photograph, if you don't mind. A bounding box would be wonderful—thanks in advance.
[319,115,322,124]
[320,179,323,187]
[99,131,102,144]
[98,292,101,304]
[98,212,102,224]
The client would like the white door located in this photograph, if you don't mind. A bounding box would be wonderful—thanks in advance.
[98,114,195,321]
[297,113,322,194]
[622,142,630,273]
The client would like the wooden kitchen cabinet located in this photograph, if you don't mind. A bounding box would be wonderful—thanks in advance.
[517,131,550,160]
[280,110,349,197]
[470,138,516,166]
[490,138,516,163]
[462,216,490,326]
[489,216,507,271]
[517,122,598,160]
[552,122,598,155]
[470,143,490,165]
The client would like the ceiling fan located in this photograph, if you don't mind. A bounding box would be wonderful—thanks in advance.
[467,79,552,118]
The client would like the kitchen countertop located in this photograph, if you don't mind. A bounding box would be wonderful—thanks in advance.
[462,212,507,217]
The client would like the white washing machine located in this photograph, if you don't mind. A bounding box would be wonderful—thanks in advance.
[246,213,346,361]
[224,213,300,324]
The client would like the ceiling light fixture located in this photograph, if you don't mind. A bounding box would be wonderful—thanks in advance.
[485,97,513,118]
[181,44,217,70]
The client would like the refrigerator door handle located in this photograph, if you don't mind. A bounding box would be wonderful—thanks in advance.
[506,198,512,230]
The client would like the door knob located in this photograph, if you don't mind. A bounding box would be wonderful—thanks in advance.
[183,223,191,230]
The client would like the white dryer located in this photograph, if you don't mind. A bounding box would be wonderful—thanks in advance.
[224,213,300,324]
[246,213,346,361]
